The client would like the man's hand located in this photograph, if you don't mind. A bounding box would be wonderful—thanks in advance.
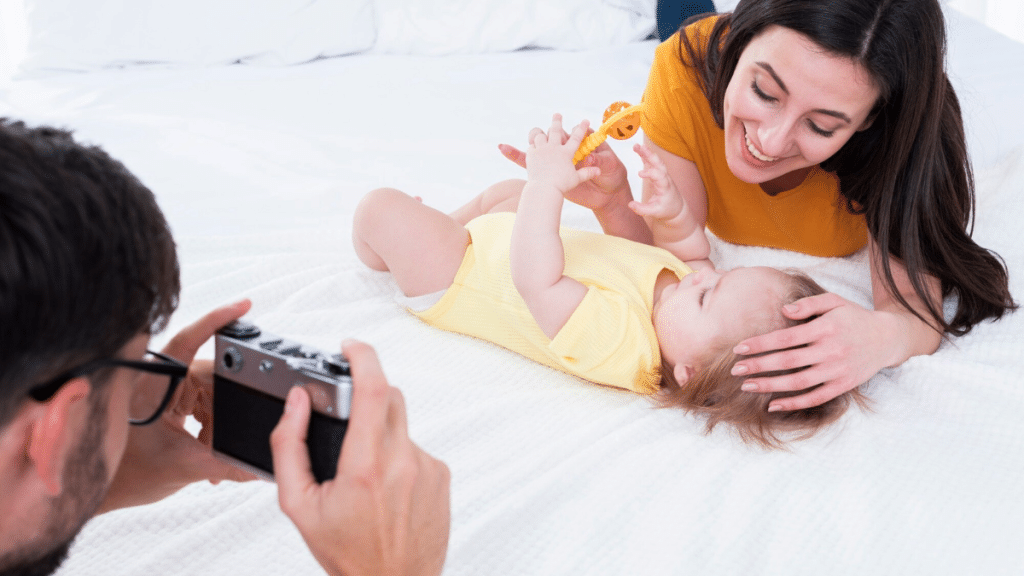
[99,299,257,514]
[271,340,451,576]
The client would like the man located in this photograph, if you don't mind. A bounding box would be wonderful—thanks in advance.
[0,118,450,576]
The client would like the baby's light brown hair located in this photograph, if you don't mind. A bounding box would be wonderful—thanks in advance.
[658,270,867,449]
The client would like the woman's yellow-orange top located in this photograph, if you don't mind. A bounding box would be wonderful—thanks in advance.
[641,15,868,257]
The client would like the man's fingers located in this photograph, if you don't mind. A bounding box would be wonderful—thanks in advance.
[270,386,317,518]
[162,299,252,362]
[339,340,400,471]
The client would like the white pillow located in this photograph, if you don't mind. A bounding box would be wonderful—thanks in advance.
[16,0,375,73]
[373,0,656,55]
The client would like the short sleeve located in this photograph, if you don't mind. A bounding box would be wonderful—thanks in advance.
[642,34,699,162]
[548,286,662,393]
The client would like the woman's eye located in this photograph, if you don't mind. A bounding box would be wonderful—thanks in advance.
[751,81,776,103]
[808,120,836,137]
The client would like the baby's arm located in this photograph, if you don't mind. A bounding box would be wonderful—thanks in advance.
[629,143,712,268]
[510,115,602,338]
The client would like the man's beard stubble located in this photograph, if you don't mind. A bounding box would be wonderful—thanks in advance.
[0,389,111,576]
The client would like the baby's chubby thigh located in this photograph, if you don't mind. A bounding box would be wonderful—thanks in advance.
[352,187,469,297]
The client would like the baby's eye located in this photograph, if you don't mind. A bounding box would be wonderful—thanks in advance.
[699,289,709,307]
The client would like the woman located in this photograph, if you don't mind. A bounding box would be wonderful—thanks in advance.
[500,0,1017,412]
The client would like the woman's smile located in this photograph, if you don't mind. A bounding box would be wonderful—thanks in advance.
[742,125,782,165]
[722,26,880,188]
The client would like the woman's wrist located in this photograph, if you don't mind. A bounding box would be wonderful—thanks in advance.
[874,308,941,368]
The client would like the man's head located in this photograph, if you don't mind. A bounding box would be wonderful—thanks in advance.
[0,119,179,573]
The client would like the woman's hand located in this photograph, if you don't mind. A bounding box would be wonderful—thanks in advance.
[730,292,902,411]
[99,298,258,514]
[499,128,630,212]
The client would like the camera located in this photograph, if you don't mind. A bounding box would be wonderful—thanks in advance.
[213,320,351,482]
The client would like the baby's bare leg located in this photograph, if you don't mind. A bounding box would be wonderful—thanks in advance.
[353,188,469,297]
[449,179,525,225]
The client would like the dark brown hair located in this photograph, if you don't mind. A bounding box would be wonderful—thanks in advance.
[676,0,1016,338]
[658,270,867,449]
[0,118,180,428]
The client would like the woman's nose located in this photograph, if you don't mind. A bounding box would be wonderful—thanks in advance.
[757,119,794,157]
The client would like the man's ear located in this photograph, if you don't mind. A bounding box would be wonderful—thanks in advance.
[673,363,695,386]
[26,377,93,496]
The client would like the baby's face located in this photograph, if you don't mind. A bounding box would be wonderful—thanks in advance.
[654,266,791,376]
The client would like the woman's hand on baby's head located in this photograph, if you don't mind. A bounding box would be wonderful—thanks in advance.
[525,114,601,194]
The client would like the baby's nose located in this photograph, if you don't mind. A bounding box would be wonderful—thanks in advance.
[690,269,717,286]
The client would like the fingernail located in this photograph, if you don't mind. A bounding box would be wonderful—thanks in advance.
[284,387,300,413]
[767,404,782,412]
[783,304,798,313]
[733,344,749,354]
[731,364,748,376]
[741,382,756,392]
[341,338,358,348]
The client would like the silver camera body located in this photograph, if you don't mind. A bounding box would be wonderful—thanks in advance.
[213,320,351,482]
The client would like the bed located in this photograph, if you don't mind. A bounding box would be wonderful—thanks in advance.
[1,0,1022,574]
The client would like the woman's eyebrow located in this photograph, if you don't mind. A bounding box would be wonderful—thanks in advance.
[755,62,853,123]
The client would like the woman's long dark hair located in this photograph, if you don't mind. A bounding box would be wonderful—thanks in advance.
[678,0,1016,335]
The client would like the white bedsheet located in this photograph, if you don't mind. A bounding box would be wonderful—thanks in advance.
[0,6,1021,576]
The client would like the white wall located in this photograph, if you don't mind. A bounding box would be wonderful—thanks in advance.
[714,0,1022,45]
[1,0,1021,83]
[947,0,1024,44]
[0,0,28,82]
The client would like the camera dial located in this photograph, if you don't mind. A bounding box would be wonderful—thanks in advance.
[222,346,244,372]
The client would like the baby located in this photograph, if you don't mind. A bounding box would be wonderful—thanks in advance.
[353,115,861,448]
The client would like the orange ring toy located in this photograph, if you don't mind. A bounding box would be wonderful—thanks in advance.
[573,101,642,164]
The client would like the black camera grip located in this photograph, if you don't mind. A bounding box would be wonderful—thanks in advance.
[213,375,346,482]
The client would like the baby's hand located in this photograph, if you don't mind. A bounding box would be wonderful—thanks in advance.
[525,115,601,194]
[629,143,685,221]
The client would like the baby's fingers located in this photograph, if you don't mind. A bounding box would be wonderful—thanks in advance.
[628,199,662,217]
[567,120,591,149]
[548,114,567,143]
[638,166,671,188]
[634,143,667,169]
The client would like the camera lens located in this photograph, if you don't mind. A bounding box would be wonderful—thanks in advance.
[222,347,244,372]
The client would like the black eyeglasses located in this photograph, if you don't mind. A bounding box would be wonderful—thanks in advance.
[27,350,188,426]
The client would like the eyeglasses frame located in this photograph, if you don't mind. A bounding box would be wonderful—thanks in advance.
[27,350,189,426]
